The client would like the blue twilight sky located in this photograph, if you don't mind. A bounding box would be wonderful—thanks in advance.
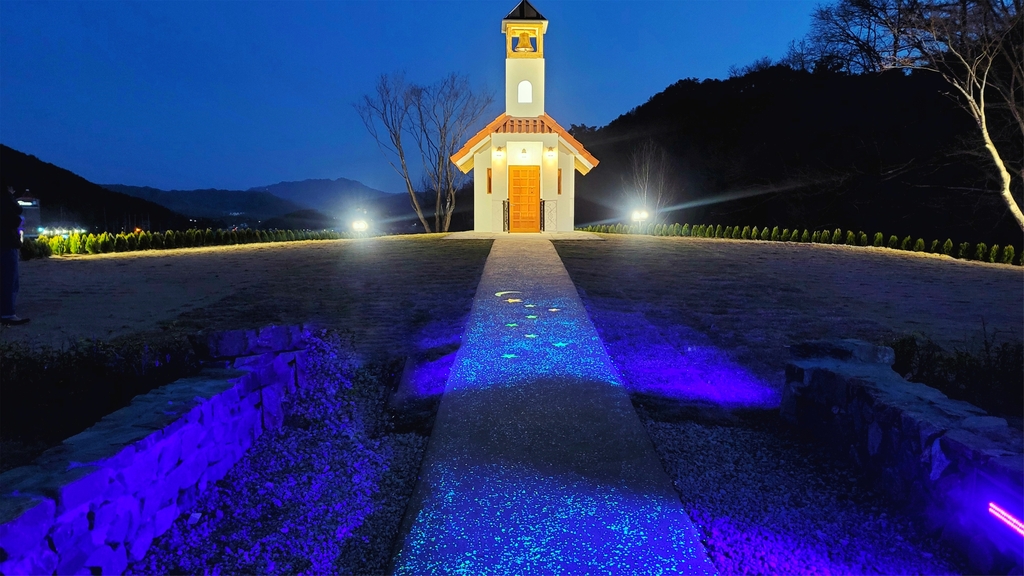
[0,0,818,193]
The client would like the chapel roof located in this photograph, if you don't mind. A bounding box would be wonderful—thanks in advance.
[504,0,546,21]
[450,113,599,175]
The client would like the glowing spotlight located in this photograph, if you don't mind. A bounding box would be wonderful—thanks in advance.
[352,220,369,232]
[507,298,522,303]
[494,146,505,159]
[495,291,521,297]
[989,502,1024,537]
[545,147,556,159]
[631,209,649,223]
[548,308,560,312]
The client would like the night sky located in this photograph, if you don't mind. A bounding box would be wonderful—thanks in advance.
[0,1,816,193]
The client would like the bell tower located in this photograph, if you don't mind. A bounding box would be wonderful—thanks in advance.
[502,0,547,117]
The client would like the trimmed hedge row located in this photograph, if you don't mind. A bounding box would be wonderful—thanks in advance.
[21,228,349,261]
[578,223,1021,266]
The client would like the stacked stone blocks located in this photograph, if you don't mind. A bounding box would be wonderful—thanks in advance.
[783,339,1024,574]
[0,325,311,575]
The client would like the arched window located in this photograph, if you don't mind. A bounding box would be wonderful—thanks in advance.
[517,80,532,104]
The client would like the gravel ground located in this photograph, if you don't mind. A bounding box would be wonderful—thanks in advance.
[638,407,964,575]
[552,235,1022,573]
[127,332,428,575]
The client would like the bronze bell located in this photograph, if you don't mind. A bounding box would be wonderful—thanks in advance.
[515,32,534,52]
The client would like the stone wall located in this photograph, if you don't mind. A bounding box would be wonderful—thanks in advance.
[783,339,1024,574]
[0,325,311,575]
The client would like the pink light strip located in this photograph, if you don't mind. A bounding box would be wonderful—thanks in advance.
[989,502,1024,537]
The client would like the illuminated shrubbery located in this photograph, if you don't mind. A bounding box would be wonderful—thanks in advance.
[974,242,988,261]
[579,222,1019,266]
[1002,245,1016,265]
[958,242,971,259]
[22,228,348,261]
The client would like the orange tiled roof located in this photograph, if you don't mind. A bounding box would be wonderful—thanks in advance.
[450,113,599,171]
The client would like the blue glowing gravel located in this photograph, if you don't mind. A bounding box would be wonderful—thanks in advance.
[391,239,716,574]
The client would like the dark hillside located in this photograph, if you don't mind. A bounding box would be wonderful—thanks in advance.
[250,178,394,216]
[573,67,1022,248]
[104,184,303,223]
[0,145,192,232]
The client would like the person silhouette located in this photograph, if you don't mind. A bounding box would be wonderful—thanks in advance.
[1,183,29,326]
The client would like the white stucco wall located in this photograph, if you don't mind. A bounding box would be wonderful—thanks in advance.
[505,59,545,117]
[473,150,492,232]
[557,149,576,231]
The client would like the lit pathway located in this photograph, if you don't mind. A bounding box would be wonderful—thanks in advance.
[391,238,716,574]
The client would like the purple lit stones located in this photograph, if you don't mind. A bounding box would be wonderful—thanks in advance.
[989,502,1024,537]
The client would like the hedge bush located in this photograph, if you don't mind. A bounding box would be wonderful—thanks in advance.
[1002,245,1016,265]
[22,228,349,261]
[578,222,1020,267]
[975,242,988,261]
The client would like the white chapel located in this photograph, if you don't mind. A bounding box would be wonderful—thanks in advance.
[450,0,599,233]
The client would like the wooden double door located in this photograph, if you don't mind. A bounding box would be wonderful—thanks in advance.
[509,165,540,233]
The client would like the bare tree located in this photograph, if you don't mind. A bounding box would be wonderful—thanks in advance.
[627,139,676,224]
[898,0,1023,229]
[411,74,494,233]
[356,73,430,232]
[357,72,493,233]
[798,0,1023,230]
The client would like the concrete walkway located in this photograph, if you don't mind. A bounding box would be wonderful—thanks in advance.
[391,239,716,574]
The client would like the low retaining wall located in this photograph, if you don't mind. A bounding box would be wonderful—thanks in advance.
[0,325,311,575]
[783,339,1024,574]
